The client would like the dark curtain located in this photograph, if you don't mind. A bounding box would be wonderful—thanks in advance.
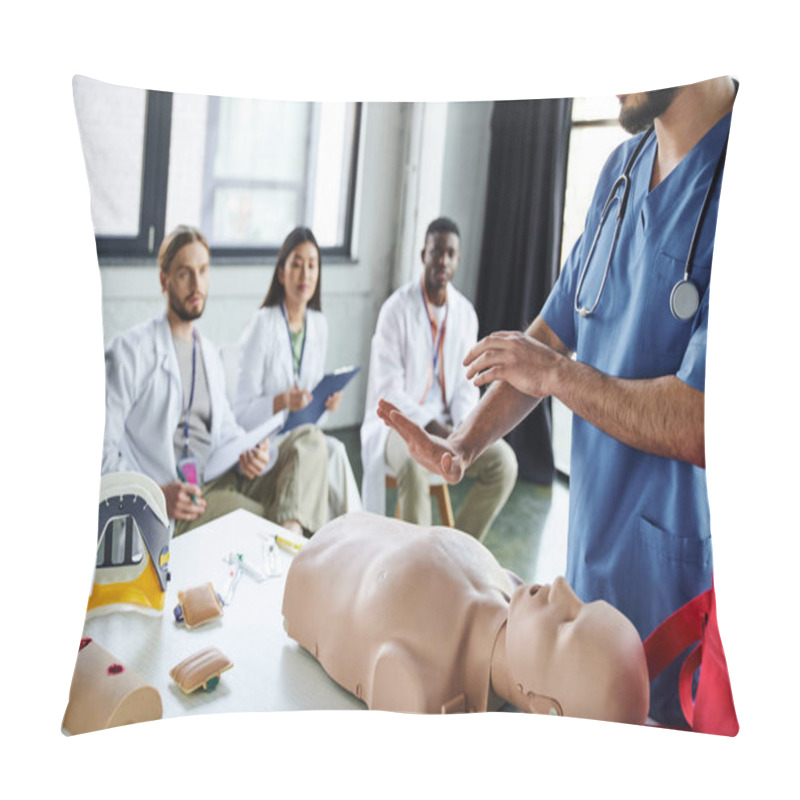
[475,97,573,485]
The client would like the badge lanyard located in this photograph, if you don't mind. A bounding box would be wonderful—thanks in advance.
[280,302,307,383]
[419,279,448,411]
[180,330,198,460]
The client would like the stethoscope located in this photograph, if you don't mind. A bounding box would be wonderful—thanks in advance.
[574,125,729,322]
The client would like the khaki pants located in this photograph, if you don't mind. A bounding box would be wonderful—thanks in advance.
[175,425,329,537]
[385,428,518,540]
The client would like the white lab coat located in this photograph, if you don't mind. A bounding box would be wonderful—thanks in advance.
[360,279,480,515]
[102,314,244,486]
[235,305,362,517]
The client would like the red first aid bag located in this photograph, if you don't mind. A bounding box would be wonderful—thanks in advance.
[644,584,739,736]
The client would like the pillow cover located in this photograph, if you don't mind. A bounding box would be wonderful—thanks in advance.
[65,75,737,736]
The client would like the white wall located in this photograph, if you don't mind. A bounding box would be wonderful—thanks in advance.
[99,100,494,429]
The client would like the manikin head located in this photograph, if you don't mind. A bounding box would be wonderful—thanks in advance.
[158,225,210,324]
[503,577,649,724]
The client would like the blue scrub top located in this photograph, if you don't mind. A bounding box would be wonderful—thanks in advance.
[542,113,731,727]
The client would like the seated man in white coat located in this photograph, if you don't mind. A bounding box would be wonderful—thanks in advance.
[360,217,517,540]
[102,225,328,536]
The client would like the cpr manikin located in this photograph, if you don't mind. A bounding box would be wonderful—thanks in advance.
[282,512,649,724]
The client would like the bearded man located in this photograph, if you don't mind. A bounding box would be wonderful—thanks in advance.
[378,77,738,727]
[102,225,327,535]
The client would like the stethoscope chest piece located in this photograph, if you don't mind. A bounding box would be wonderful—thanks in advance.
[575,124,728,323]
[669,278,700,321]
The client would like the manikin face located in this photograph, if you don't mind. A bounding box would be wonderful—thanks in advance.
[617,87,680,134]
[421,231,460,300]
[278,241,319,310]
[160,241,210,322]
[505,577,649,723]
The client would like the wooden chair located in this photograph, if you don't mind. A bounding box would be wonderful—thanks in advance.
[385,473,455,527]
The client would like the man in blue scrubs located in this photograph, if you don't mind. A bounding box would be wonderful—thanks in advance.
[378,76,737,727]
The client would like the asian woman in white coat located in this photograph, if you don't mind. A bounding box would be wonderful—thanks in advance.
[235,227,361,528]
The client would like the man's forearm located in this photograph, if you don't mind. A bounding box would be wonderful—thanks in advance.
[448,315,568,467]
[552,359,706,467]
[449,381,541,467]
[455,313,705,469]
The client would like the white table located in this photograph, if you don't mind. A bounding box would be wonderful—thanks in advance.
[82,509,365,719]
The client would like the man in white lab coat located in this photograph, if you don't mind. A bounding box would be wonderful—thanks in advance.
[102,225,328,536]
[360,217,517,540]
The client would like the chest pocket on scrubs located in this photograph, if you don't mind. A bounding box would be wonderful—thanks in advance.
[637,251,710,366]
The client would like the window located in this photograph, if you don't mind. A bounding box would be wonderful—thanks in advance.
[73,76,361,261]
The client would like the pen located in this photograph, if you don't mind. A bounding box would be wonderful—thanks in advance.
[176,464,199,505]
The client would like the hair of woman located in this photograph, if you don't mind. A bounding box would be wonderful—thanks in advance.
[261,227,322,311]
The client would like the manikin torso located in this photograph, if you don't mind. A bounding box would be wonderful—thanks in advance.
[282,512,516,714]
[282,512,650,722]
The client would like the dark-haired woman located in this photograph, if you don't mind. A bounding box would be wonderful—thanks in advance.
[235,228,361,530]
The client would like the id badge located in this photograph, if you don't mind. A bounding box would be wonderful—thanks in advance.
[177,455,199,486]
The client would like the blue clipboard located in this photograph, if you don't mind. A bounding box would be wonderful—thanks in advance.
[281,366,361,434]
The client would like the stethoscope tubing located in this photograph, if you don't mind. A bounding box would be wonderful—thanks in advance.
[574,127,655,318]
[683,137,729,283]
[574,124,728,321]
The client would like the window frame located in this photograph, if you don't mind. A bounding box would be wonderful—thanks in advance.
[94,90,362,264]
[95,89,172,261]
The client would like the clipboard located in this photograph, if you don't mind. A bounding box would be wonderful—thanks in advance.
[281,366,361,434]
[203,413,284,483]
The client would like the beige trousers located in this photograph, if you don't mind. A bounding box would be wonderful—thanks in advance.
[175,425,329,537]
[385,428,518,540]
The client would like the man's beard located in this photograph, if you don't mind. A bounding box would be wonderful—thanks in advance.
[619,87,680,134]
[170,293,205,322]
